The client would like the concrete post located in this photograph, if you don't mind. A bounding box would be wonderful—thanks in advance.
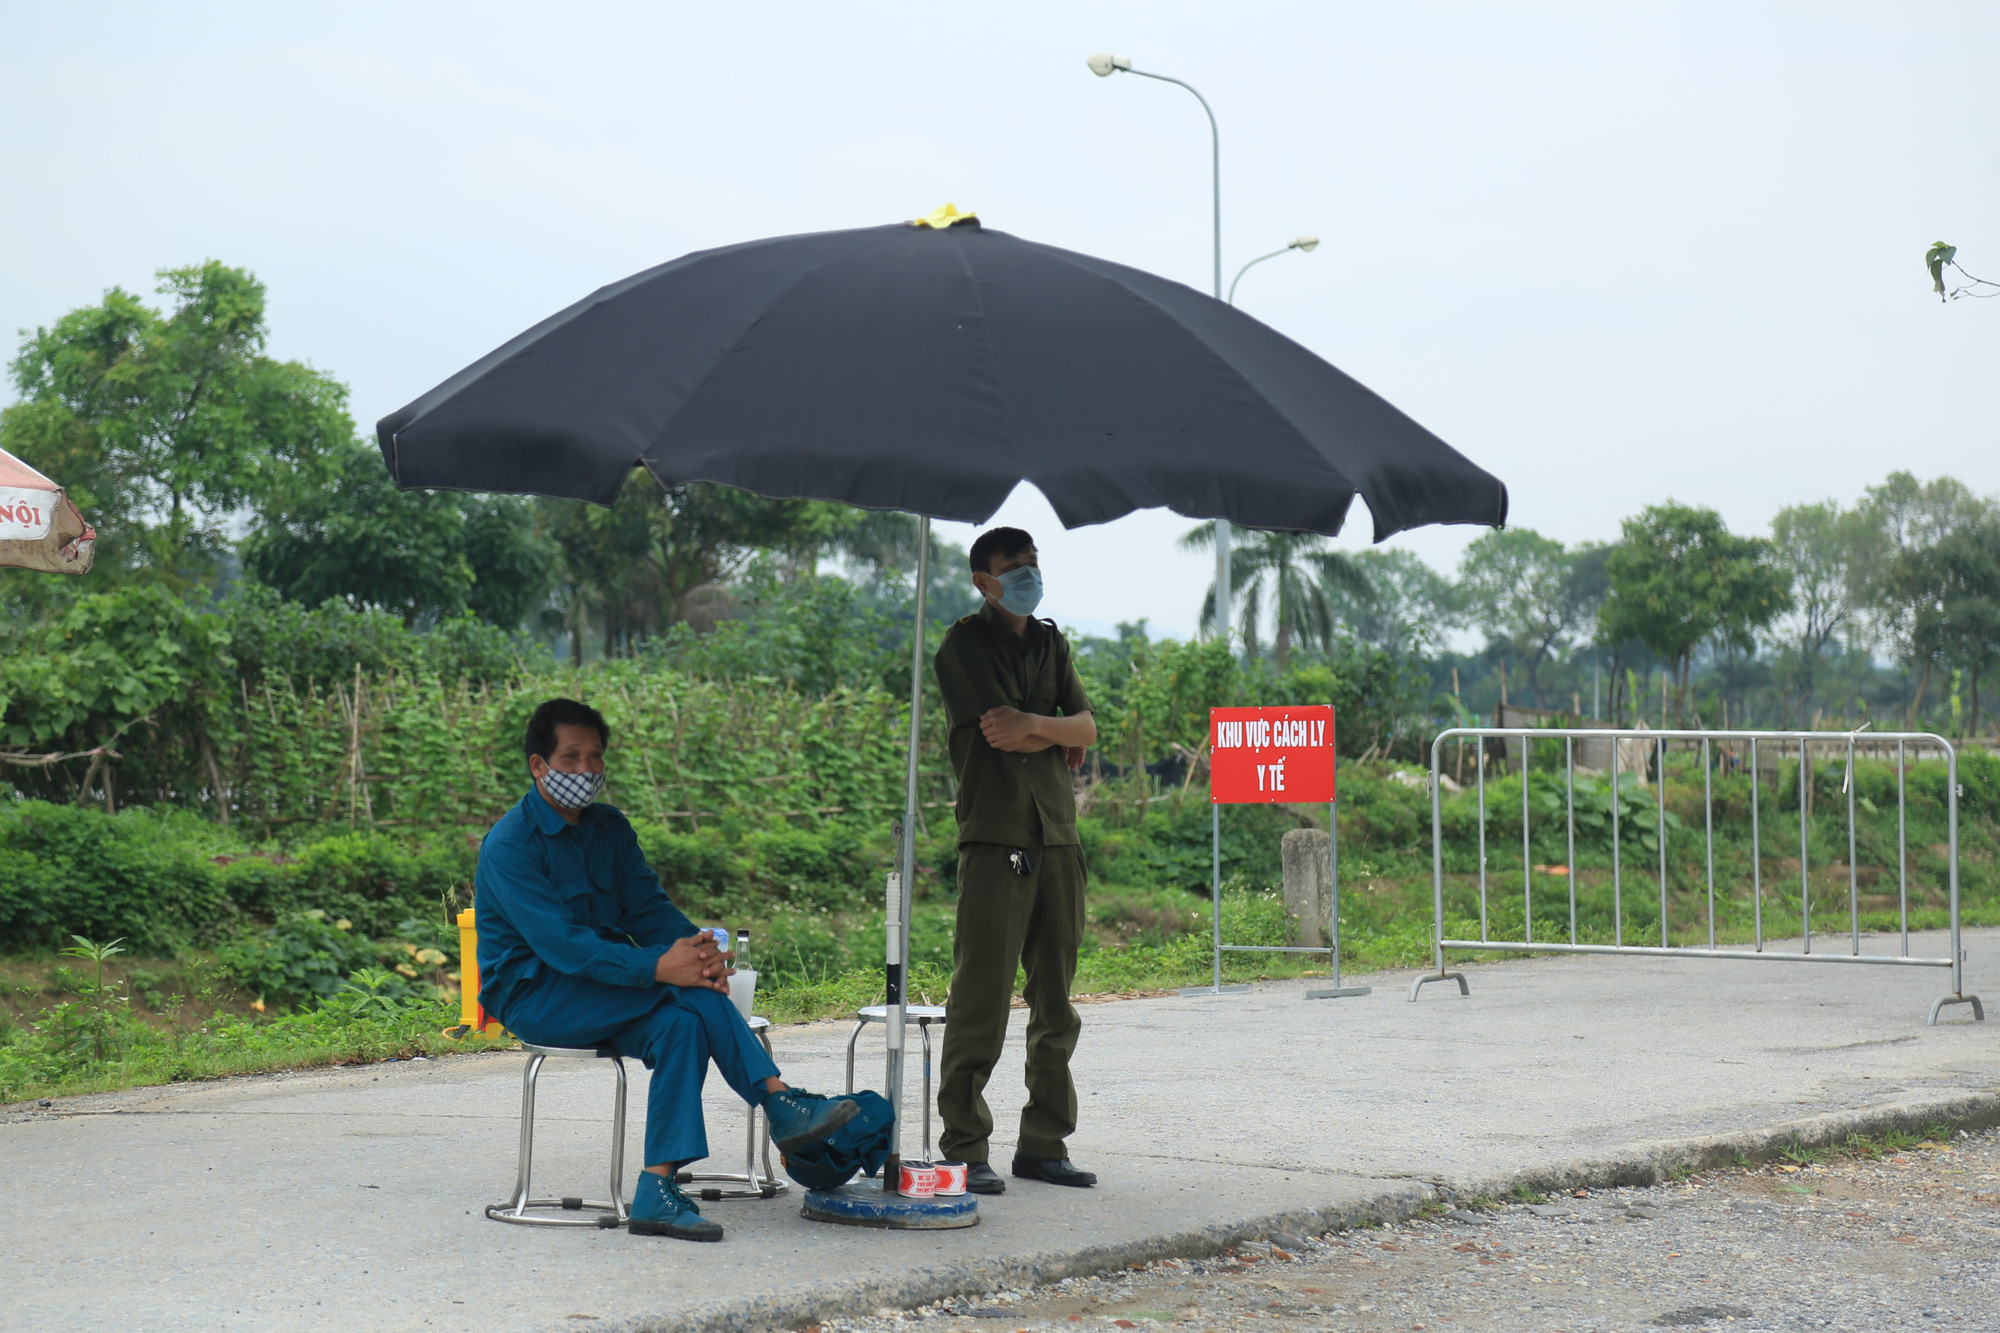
[1281,827,1331,948]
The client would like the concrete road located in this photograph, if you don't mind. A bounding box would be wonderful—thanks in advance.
[2,929,1993,1332]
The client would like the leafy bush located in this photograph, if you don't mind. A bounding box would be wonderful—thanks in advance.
[0,802,236,952]
[1081,797,1299,893]
[0,803,474,955]
[754,902,954,984]
[1529,770,1683,852]
[742,824,869,910]
[212,855,292,922]
[1331,767,1429,852]
[214,910,376,1007]
[286,832,472,938]
[635,827,737,917]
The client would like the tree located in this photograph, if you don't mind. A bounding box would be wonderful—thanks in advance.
[821,509,927,578]
[1566,542,1613,626]
[540,474,856,660]
[1767,499,1876,725]
[1902,513,2000,736]
[1855,472,1992,720]
[1,263,348,580]
[1925,242,2000,302]
[1456,527,1581,707]
[242,443,558,629]
[1323,548,1459,657]
[1598,502,1790,727]
[1181,524,1370,673]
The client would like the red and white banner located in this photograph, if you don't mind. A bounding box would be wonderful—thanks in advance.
[0,447,94,576]
[1208,705,1335,804]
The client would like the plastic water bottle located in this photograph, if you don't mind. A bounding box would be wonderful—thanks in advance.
[728,929,757,1019]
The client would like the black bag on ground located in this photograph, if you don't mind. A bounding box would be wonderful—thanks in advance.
[777,1089,894,1191]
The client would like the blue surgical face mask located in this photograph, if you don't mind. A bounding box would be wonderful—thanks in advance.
[540,767,606,810]
[994,565,1043,617]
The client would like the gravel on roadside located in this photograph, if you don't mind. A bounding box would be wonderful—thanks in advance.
[809,1126,2000,1333]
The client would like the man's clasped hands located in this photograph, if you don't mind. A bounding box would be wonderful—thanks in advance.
[654,931,734,993]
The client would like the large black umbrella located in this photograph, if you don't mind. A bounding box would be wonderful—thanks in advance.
[378,215,1505,541]
[379,212,1507,1200]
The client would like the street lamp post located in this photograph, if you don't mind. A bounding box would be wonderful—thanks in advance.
[1229,235,1319,306]
[1087,53,1233,644]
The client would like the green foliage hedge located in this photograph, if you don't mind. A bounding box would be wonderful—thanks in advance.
[0,803,475,954]
[0,798,937,959]
[0,803,238,953]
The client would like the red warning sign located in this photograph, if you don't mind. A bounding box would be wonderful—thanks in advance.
[1208,705,1335,804]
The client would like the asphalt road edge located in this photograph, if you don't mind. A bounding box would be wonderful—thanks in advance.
[598,1179,1435,1333]
[609,1086,2000,1333]
[1433,1085,2000,1202]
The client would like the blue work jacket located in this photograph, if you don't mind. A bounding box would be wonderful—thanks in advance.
[473,788,697,1021]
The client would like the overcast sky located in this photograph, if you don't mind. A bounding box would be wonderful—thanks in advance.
[4,2,1997,638]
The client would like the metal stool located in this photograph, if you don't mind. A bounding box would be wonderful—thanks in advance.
[486,1044,629,1228]
[676,1016,788,1201]
[846,1004,946,1158]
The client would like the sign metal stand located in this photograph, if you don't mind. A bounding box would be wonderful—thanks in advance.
[1181,798,1251,996]
[1183,705,1370,1001]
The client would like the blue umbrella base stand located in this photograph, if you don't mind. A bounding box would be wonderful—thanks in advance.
[802,1183,979,1229]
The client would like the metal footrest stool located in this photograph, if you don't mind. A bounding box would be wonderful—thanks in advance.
[846,1004,946,1158]
[676,1016,788,1201]
[487,1043,629,1228]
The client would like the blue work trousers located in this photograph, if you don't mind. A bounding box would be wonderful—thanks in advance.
[497,972,779,1168]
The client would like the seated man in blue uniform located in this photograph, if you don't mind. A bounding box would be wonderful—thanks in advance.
[475,698,856,1241]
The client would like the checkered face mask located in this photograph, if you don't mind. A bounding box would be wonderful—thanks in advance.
[539,766,606,810]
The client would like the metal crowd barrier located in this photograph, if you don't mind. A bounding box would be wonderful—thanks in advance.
[1407,727,1984,1025]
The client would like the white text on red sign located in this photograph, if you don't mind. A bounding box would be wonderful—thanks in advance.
[1212,718,1329,751]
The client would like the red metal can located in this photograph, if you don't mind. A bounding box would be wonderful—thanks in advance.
[932,1161,968,1196]
[897,1160,938,1198]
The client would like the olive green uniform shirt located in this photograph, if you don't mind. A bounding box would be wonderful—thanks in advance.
[933,602,1092,847]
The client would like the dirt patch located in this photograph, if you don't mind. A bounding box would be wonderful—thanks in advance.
[0,953,255,1029]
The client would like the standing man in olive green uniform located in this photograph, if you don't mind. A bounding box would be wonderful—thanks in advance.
[934,527,1099,1195]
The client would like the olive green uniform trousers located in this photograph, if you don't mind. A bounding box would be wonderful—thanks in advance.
[937,840,1087,1165]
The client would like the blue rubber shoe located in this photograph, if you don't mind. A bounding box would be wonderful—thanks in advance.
[763,1087,861,1152]
[628,1172,723,1241]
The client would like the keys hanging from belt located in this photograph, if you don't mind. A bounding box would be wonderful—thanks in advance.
[1008,848,1034,877]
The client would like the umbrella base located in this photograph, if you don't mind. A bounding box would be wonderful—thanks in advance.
[801,1183,979,1229]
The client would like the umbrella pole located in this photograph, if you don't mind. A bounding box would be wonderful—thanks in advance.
[884,516,930,1190]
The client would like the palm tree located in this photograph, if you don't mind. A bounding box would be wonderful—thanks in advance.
[1180,523,1372,671]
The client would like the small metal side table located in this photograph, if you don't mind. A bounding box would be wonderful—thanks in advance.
[845,1004,947,1159]
[676,1015,787,1201]
[486,1043,629,1228]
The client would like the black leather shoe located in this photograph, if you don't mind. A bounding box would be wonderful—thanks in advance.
[1011,1155,1097,1188]
[964,1162,1006,1195]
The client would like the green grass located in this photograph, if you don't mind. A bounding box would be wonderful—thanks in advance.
[1792,1123,1960,1165]
[0,990,513,1103]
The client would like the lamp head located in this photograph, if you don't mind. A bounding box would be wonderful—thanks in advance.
[1291,235,1320,253]
[1085,53,1131,77]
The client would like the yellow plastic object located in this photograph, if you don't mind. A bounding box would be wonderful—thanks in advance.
[444,907,506,1039]
[910,203,977,229]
